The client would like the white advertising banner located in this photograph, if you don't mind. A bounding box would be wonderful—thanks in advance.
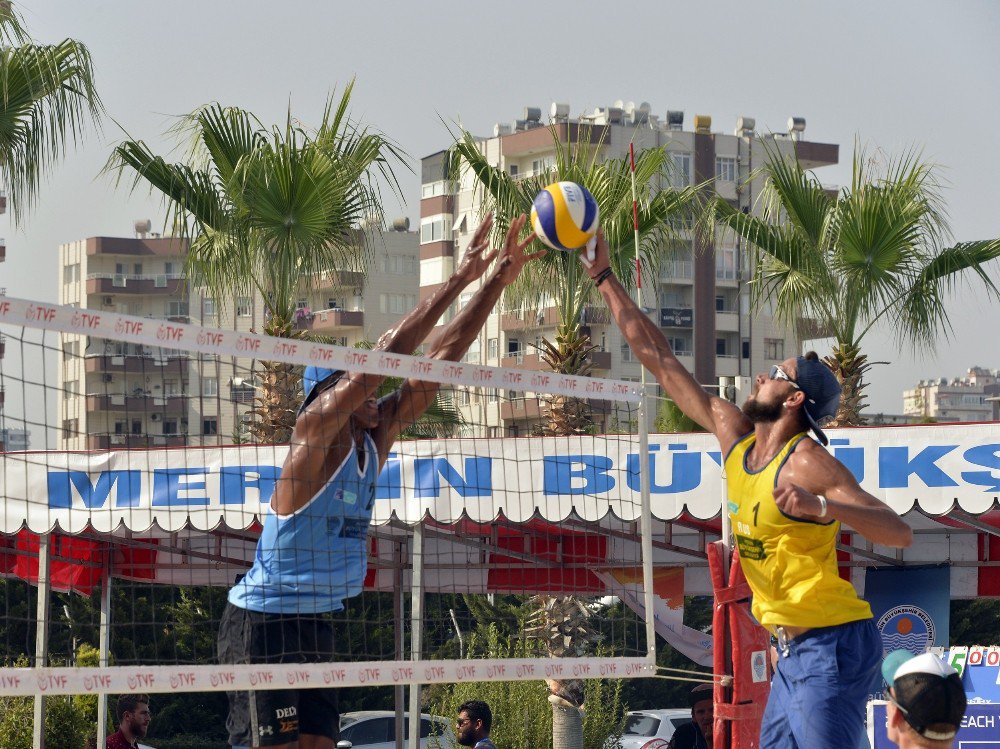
[0,424,997,533]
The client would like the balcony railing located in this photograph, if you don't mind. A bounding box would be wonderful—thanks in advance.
[661,260,693,280]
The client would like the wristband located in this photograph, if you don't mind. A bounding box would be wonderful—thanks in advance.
[593,267,614,287]
[817,495,828,518]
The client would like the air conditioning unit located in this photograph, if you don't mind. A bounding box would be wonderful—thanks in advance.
[718,376,752,403]
[151,414,161,422]
[102,374,113,383]
[102,296,113,306]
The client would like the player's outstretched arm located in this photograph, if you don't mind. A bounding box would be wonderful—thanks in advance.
[775,446,913,547]
[581,229,751,452]
[374,213,500,357]
[373,214,541,460]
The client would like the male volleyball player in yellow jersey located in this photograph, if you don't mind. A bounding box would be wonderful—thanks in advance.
[578,230,912,749]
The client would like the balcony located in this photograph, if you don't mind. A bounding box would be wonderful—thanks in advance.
[500,398,543,422]
[86,273,186,296]
[85,354,189,375]
[716,310,740,332]
[294,308,365,333]
[0,238,5,261]
[499,350,611,372]
[85,393,187,414]
[501,305,611,331]
[87,434,187,450]
[308,269,364,290]
[660,260,693,281]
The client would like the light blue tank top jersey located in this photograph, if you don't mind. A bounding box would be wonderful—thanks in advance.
[228,433,379,614]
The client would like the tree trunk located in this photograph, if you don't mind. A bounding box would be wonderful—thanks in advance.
[538,321,598,436]
[550,700,584,749]
[247,317,305,445]
[823,342,873,427]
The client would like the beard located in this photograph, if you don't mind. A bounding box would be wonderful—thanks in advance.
[742,397,783,423]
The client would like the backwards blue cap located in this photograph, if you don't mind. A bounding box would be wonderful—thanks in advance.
[299,366,344,415]
[794,354,841,446]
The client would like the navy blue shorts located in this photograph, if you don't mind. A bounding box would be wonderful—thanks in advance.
[761,618,881,749]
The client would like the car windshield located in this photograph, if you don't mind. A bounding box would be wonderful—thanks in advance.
[623,715,661,737]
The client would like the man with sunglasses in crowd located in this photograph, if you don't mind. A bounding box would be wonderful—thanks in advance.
[579,231,912,749]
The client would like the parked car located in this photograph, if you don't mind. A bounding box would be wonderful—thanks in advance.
[616,709,692,749]
[337,711,454,749]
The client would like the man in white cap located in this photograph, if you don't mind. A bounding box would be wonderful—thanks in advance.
[882,650,967,748]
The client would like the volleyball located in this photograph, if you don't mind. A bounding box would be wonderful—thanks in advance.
[530,181,600,252]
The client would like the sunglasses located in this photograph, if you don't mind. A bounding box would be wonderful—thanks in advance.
[768,364,800,390]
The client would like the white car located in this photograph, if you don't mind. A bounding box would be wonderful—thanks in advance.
[338,710,454,749]
[616,709,692,749]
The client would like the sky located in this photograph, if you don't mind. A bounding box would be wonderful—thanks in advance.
[2,0,999,418]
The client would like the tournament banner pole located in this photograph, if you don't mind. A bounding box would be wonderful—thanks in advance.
[630,142,657,664]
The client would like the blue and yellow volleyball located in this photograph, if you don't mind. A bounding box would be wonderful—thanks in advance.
[530,181,600,252]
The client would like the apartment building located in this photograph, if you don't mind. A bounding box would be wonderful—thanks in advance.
[58,224,419,450]
[903,367,1000,423]
[420,102,839,435]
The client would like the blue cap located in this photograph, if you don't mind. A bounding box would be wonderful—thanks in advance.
[299,366,344,415]
[882,649,917,687]
[795,354,841,446]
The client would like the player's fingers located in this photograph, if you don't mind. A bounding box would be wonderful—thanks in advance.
[517,231,538,251]
[482,248,500,264]
[525,249,547,261]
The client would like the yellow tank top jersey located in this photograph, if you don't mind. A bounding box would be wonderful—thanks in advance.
[724,432,872,630]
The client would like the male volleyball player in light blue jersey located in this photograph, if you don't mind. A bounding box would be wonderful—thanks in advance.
[577,229,911,749]
[218,214,542,749]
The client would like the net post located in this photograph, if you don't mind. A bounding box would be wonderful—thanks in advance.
[393,546,405,749]
[96,556,112,748]
[33,533,51,749]
[408,523,425,749]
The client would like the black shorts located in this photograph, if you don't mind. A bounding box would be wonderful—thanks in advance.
[217,602,340,747]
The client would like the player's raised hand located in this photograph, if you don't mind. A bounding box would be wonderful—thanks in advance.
[579,227,612,279]
[494,213,544,285]
[773,483,828,521]
[454,213,499,284]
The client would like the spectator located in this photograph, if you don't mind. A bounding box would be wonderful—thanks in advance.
[884,650,966,748]
[456,700,496,749]
[668,683,713,749]
[106,694,151,749]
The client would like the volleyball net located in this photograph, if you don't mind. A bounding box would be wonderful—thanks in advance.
[0,295,721,699]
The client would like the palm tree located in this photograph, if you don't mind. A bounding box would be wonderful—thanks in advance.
[451,125,699,749]
[707,143,1000,425]
[0,4,101,218]
[450,125,698,434]
[108,82,405,442]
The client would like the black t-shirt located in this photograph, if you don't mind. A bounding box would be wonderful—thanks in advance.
[668,721,707,749]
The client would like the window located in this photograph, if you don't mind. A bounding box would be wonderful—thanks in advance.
[203,298,217,317]
[163,379,180,396]
[236,297,252,317]
[167,300,189,318]
[379,294,417,315]
[340,718,391,747]
[63,340,79,360]
[671,152,691,188]
[133,263,143,276]
[716,156,737,182]
[531,156,554,174]
[507,338,521,356]
[131,420,142,435]
[715,246,737,280]
[462,339,481,364]
[716,338,729,356]
[458,291,473,310]
[114,422,125,435]
[61,419,77,439]
[203,418,218,436]
[419,215,452,244]
[64,380,78,399]
[487,337,499,360]
[381,255,418,275]
[621,342,634,363]
[508,164,519,177]
[764,338,785,360]
[742,338,751,359]
[455,388,471,406]
[202,377,218,397]
[669,337,691,355]
[327,298,341,309]
[420,180,456,199]
[296,298,308,310]
[162,419,178,435]
[230,381,256,403]
[164,262,175,277]
[64,263,80,283]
